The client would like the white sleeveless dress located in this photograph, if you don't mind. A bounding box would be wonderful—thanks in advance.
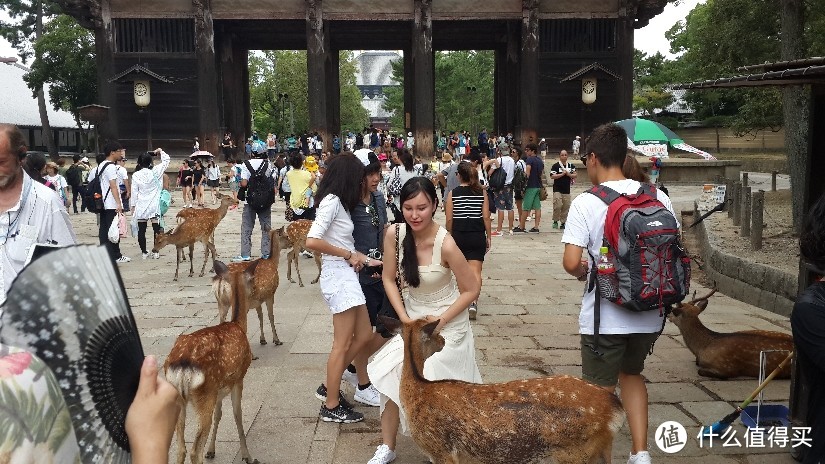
[367,226,482,434]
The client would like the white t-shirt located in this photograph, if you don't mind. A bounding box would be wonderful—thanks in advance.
[491,155,515,184]
[561,179,680,335]
[307,194,354,263]
[239,159,276,181]
[87,161,124,210]
[279,166,292,192]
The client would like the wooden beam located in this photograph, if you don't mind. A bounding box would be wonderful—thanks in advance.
[218,29,245,160]
[616,13,634,117]
[194,0,220,154]
[519,0,539,146]
[411,0,434,159]
[95,0,118,143]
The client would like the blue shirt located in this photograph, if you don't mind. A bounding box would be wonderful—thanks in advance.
[525,156,544,188]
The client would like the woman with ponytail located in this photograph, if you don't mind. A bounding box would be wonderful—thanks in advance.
[365,177,481,464]
[445,161,490,319]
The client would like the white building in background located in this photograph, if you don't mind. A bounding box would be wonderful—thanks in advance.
[354,51,401,130]
[0,57,82,152]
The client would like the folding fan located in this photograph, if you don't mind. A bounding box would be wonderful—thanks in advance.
[0,245,144,463]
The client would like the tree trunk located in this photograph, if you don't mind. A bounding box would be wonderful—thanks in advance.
[35,0,58,160]
[780,0,806,233]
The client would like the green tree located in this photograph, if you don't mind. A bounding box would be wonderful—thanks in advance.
[24,15,96,143]
[249,50,368,137]
[382,50,494,134]
[632,50,675,117]
[0,0,62,158]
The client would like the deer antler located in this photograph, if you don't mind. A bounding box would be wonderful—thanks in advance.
[689,285,717,305]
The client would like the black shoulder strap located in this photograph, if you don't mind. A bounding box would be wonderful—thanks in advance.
[638,183,657,198]
[98,162,113,202]
[587,184,622,206]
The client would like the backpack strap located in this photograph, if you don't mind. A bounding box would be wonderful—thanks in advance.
[586,184,622,205]
[98,162,113,202]
[585,249,604,357]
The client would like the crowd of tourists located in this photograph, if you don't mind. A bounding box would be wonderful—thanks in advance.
[0,120,822,464]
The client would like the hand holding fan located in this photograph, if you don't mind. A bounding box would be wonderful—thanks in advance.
[0,245,144,463]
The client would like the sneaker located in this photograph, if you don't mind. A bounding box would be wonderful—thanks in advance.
[354,384,381,407]
[301,250,314,259]
[552,221,559,229]
[116,256,131,263]
[231,255,251,262]
[529,227,540,233]
[468,303,478,320]
[560,222,565,229]
[320,404,364,423]
[341,369,359,388]
[490,230,503,237]
[151,252,160,259]
[142,252,149,260]
[627,451,652,464]
[315,384,355,411]
[512,226,527,233]
[262,254,270,260]
[367,444,397,464]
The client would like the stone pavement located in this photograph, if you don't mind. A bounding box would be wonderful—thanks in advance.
[65,183,799,464]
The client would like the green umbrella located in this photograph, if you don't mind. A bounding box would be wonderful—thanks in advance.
[614,118,684,147]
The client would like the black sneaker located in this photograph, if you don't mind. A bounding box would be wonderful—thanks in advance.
[559,223,565,229]
[529,227,540,233]
[512,226,527,233]
[320,403,364,423]
[315,384,355,410]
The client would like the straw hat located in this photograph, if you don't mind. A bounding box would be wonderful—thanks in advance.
[442,152,452,162]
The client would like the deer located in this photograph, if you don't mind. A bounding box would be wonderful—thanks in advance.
[275,219,321,287]
[213,228,282,346]
[381,316,625,464]
[165,260,259,464]
[668,288,795,379]
[173,193,238,262]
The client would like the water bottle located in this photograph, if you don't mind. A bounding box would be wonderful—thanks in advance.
[596,246,618,300]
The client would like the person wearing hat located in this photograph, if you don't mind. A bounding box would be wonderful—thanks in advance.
[406,131,414,150]
[437,151,453,200]
[572,135,581,156]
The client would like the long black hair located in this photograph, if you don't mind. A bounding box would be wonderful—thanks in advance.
[397,147,414,171]
[801,191,825,274]
[134,152,153,172]
[315,151,363,213]
[399,177,438,288]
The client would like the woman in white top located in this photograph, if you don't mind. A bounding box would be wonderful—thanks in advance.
[206,159,221,204]
[43,162,69,209]
[130,148,171,258]
[387,148,417,217]
[305,152,383,424]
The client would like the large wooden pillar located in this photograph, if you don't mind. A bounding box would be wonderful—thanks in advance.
[411,0,434,159]
[306,0,333,151]
[94,0,118,143]
[616,12,635,117]
[194,0,220,154]
[518,0,539,146]
[328,50,341,146]
[403,49,414,133]
[242,51,251,143]
[495,24,519,141]
[218,29,246,158]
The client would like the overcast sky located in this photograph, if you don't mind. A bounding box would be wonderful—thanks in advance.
[0,1,704,62]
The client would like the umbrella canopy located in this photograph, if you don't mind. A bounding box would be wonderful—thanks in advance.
[614,118,684,147]
[189,150,214,159]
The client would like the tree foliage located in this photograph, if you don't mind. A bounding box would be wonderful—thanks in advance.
[0,0,61,63]
[24,15,96,130]
[382,50,494,134]
[249,50,368,136]
[632,50,675,118]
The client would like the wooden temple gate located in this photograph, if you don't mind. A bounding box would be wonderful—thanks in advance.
[56,0,668,157]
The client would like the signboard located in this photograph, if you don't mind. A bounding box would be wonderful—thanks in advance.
[636,143,669,159]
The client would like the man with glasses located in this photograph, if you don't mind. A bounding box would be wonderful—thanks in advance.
[89,141,130,263]
[517,143,544,233]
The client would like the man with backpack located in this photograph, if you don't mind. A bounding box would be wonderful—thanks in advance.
[486,145,515,236]
[233,149,276,262]
[561,123,685,464]
[88,141,130,263]
[65,154,87,214]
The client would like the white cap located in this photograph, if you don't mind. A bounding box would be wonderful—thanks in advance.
[80,157,89,163]
[407,132,412,137]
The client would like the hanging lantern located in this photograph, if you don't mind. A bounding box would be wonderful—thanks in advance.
[134,80,151,107]
[582,77,597,105]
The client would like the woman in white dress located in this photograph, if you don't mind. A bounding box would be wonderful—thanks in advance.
[130,148,171,259]
[366,177,482,464]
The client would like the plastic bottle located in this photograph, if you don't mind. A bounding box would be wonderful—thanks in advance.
[597,246,614,273]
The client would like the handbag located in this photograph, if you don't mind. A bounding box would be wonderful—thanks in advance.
[118,212,128,238]
[539,169,549,201]
[388,167,402,197]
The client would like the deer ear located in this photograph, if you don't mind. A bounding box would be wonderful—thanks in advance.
[245,259,261,276]
[378,315,402,334]
[422,320,440,338]
[214,260,229,278]
[671,304,682,316]
[696,299,709,312]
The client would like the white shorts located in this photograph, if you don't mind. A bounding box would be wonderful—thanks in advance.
[320,259,366,314]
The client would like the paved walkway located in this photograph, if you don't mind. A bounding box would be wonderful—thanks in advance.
[66,182,798,463]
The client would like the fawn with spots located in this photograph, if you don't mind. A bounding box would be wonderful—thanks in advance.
[213,228,282,346]
[382,316,624,464]
[668,288,794,379]
[276,219,321,287]
[165,260,259,464]
[172,192,238,262]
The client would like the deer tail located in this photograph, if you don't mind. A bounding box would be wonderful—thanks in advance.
[165,361,205,398]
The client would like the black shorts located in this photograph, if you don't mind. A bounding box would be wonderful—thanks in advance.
[361,280,397,338]
[452,230,486,262]
[180,179,193,187]
[207,179,220,187]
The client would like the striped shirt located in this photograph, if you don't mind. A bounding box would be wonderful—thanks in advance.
[450,185,485,232]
